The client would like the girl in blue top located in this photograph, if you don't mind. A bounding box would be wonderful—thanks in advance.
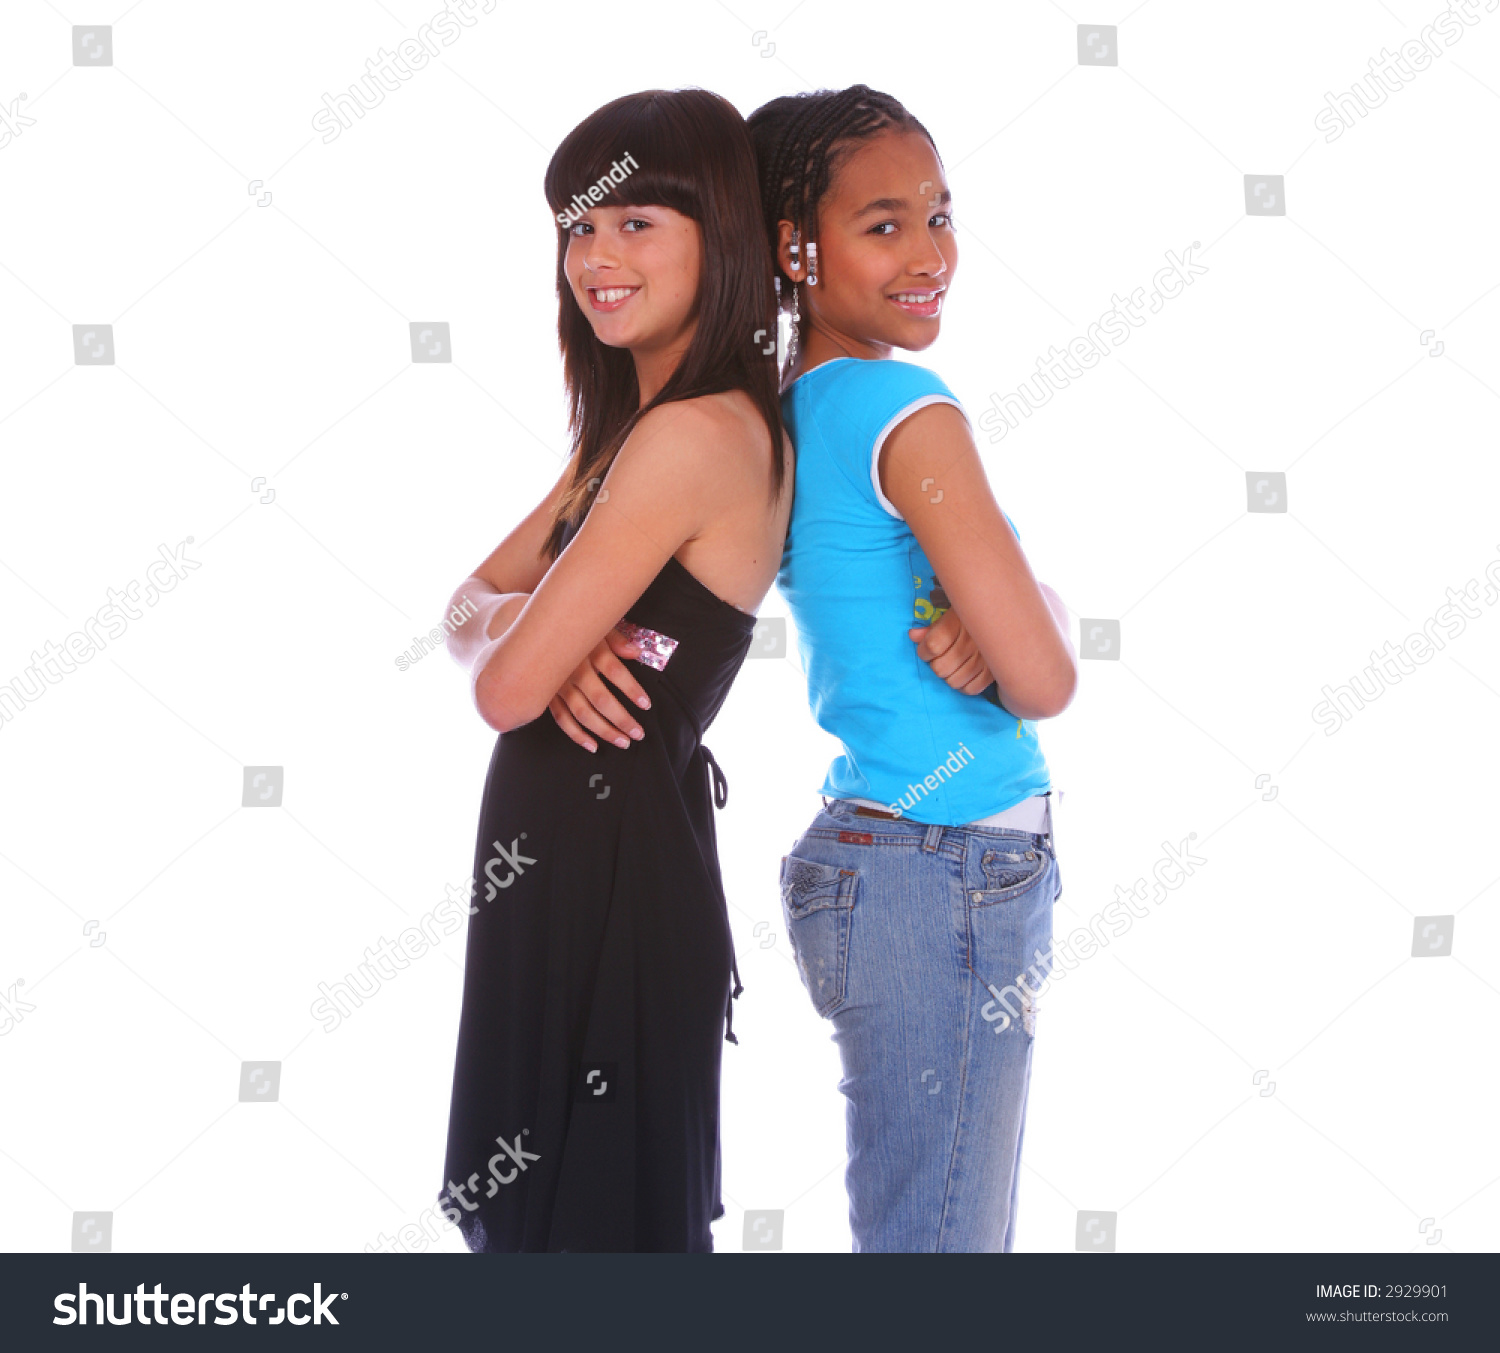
[748,86,1079,1252]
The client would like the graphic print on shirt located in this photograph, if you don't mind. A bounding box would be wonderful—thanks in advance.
[908,540,1033,738]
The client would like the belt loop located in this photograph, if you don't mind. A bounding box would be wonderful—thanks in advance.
[922,823,943,853]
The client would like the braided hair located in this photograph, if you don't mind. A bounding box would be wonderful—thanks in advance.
[747,85,940,341]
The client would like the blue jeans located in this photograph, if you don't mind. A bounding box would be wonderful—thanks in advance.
[778,798,1060,1252]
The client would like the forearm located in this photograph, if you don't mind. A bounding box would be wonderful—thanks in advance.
[1038,583,1073,655]
[985,583,1077,721]
[465,592,541,731]
[446,578,529,674]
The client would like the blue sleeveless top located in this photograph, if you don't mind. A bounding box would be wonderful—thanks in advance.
[777,357,1052,824]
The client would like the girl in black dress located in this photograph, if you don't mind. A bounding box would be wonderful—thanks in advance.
[436,89,793,1253]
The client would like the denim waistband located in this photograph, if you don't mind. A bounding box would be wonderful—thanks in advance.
[817,796,1052,852]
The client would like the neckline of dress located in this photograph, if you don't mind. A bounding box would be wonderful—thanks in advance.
[558,520,758,629]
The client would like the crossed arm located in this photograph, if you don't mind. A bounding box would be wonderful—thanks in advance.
[911,582,1072,705]
[451,401,1075,744]
[883,403,1077,720]
[447,402,727,735]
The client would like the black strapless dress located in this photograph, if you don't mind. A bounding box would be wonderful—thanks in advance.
[437,525,753,1252]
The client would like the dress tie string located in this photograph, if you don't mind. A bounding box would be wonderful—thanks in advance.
[699,744,743,1044]
[701,743,729,808]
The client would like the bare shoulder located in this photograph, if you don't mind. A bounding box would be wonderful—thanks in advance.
[622,391,774,485]
[637,389,767,447]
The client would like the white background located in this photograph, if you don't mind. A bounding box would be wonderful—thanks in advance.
[1,0,1497,1254]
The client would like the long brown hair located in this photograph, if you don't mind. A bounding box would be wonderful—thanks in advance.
[541,89,785,560]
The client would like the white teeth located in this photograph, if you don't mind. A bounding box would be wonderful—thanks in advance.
[893,291,940,303]
[593,287,637,302]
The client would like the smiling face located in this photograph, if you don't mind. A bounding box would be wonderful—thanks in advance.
[784,128,956,364]
[564,204,703,378]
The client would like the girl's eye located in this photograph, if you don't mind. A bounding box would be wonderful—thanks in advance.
[622,217,651,231]
[568,221,592,237]
[869,221,897,236]
[931,212,954,229]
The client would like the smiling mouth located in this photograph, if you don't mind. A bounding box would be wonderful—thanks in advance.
[588,285,640,309]
[888,287,946,311]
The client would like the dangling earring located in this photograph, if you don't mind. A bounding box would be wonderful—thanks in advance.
[788,227,801,278]
[787,274,801,370]
[805,241,818,287]
[773,274,786,370]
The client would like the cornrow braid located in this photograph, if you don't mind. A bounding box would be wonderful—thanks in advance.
[747,84,940,296]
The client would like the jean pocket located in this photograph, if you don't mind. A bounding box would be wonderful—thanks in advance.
[966,845,1056,1038]
[779,854,858,1018]
[973,843,1050,902]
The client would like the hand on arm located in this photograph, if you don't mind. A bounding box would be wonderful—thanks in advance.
[546,629,651,752]
[882,404,1078,721]
[446,462,662,747]
[457,584,654,750]
[908,607,995,696]
[911,581,1074,696]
